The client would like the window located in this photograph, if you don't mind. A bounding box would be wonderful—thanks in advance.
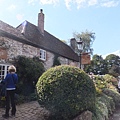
[40,49,46,61]
[0,64,10,80]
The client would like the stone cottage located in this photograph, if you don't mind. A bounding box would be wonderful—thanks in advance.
[0,9,79,79]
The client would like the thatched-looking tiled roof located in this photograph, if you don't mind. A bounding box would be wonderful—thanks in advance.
[0,20,79,61]
[0,20,40,47]
[17,21,78,61]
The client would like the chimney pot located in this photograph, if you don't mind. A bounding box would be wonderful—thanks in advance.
[40,9,43,13]
[70,38,76,51]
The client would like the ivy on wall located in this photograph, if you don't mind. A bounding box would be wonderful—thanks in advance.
[52,54,61,67]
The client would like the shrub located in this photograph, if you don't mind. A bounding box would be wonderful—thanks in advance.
[52,55,61,67]
[93,94,115,120]
[36,65,96,120]
[93,75,117,95]
[102,88,120,107]
[15,56,45,95]
[92,74,119,120]
[103,74,118,87]
[97,94,115,115]
[94,75,107,90]
[94,100,108,120]
[16,93,37,105]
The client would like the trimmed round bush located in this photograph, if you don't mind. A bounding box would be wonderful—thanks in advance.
[36,65,96,120]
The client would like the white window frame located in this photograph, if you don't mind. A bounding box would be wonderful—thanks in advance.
[40,49,46,61]
[0,64,10,80]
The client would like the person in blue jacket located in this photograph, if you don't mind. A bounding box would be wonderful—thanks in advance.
[2,65,18,118]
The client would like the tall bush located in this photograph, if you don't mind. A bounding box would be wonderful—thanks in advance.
[15,56,45,95]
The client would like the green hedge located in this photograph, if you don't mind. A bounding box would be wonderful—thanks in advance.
[15,56,45,95]
[36,65,96,120]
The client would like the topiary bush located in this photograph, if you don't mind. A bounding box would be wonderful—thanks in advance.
[36,65,96,120]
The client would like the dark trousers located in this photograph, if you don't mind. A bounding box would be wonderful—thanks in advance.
[5,90,16,115]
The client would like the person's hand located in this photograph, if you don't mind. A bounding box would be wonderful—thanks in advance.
[0,80,4,84]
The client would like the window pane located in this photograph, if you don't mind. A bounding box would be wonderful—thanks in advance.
[0,64,10,79]
[40,49,46,61]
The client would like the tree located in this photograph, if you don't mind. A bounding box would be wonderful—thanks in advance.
[105,54,120,77]
[84,54,108,75]
[73,30,95,54]
[84,54,120,77]
[60,40,67,44]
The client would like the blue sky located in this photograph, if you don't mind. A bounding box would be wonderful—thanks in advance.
[0,0,120,57]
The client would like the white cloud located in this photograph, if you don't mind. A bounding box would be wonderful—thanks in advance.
[75,0,86,9]
[27,0,119,9]
[101,0,119,7]
[64,0,72,10]
[39,0,59,5]
[102,50,120,59]
[64,0,119,9]
[28,0,38,5]
[16,14,24,21]
[88,0,98,6]
[7,4,16,11]
[112,50,120,56]
[65,0,87,9]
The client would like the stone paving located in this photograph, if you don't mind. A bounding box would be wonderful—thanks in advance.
[0,101,49,120]
[0,101,120,120]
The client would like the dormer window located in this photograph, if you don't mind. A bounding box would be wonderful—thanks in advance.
[40,49,46,61]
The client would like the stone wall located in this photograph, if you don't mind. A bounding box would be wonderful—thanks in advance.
[59,56,78,67]
[44,51,54,70]
[0,36,40,66]
[0,19,80,69]
[0,36,78,69]
[0,36,39,60]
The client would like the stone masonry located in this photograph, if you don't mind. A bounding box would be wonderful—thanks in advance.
[0,36,78,69]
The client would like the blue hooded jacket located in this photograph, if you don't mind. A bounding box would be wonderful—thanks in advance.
[2,73,18,90]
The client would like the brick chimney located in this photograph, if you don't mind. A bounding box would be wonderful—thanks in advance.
[70,38,76,51]
[38,9,44,36]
